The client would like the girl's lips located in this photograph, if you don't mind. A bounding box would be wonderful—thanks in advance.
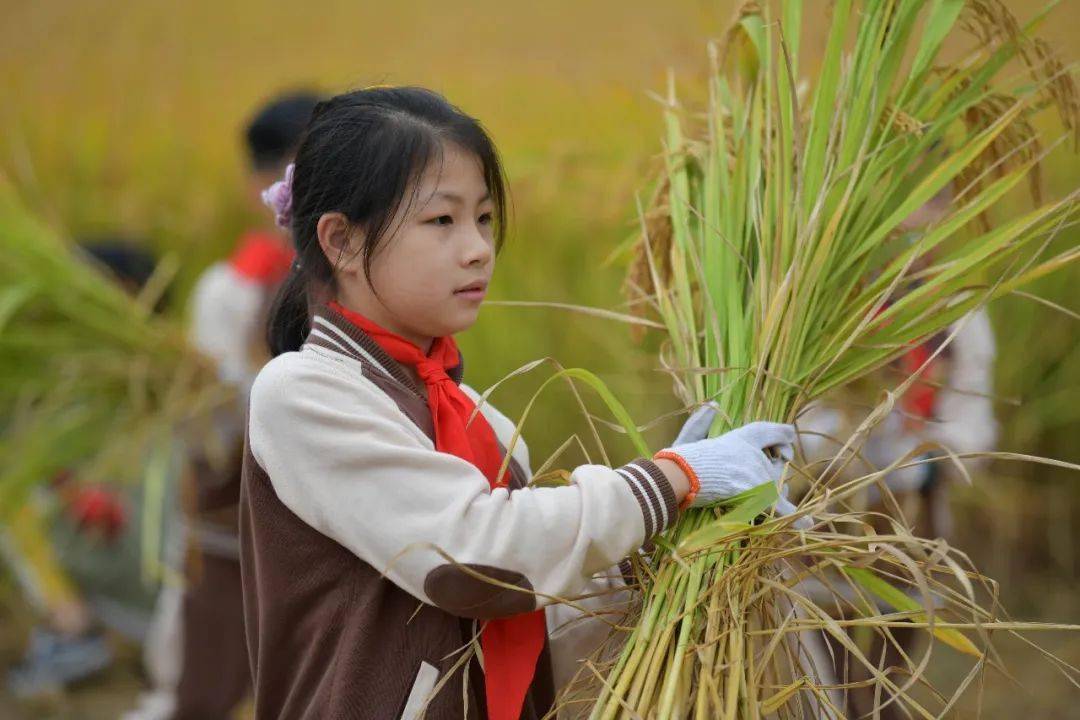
[454,287,487,301]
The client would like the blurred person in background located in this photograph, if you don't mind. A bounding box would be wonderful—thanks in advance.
[796,179,1000,718]
[798,181,1000,538]
[3,239,180,700]
[123,89,321,720]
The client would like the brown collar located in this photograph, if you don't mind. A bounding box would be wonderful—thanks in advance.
[304,305,465,397]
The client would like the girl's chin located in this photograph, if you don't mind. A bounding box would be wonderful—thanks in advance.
[441,309,482,336]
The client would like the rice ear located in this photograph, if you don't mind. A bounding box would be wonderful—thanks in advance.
[1028,38,1080,148]
[954,92,1044,230]
[961,0,1079,147]
[624,174,675,343]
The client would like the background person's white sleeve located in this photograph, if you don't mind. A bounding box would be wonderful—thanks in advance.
[188,262,265,399]
[930,308,999,456]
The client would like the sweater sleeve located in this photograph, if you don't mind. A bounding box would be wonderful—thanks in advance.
[187,261,266,489]
[189,262,265,399]
[929,309,999,455]
[247,349,678,620]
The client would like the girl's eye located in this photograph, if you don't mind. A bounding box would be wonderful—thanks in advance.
[478,213,493,226]
[429,215,454,226]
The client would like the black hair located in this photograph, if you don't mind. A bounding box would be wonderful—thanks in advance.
[266,86,509,356]
[245,90,322,172]
[78,237,168,311]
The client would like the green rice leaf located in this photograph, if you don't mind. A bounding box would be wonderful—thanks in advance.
[843,566,983,657]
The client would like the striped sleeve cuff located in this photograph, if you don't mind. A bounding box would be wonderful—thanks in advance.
[617,557,636,584]
[615,459,679,538]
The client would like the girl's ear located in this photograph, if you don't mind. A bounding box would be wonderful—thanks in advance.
[316,212,363,274]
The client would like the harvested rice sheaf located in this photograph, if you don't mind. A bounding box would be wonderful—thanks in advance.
[586,1,1080,717]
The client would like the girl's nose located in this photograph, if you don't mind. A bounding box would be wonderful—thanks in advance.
[463,226,493,267]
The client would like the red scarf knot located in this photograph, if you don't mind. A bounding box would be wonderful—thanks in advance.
[417,360,452,385]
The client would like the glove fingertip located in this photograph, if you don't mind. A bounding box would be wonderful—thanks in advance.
[773,496,798,516]
[773,497,813,530]
[741,421,797,448]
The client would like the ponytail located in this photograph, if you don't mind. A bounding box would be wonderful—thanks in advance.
[267,264,311,356]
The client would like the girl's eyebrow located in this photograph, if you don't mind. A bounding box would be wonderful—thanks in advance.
[432,190,492,205]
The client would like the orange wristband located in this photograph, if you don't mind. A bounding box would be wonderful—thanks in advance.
[653,450,700,510]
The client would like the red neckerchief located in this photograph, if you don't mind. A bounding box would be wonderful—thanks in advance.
[899,343,937,420]
[877,298,945,428]
[330,301,547,720]
[228,231,294,286]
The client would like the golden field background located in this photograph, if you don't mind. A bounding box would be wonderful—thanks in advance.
[0,0,1077,716]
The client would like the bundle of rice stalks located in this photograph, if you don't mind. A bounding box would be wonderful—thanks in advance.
[584,1,1080,717]
[0,175,223,517]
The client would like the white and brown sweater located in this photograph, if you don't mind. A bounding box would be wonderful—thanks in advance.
[239,305,679,719]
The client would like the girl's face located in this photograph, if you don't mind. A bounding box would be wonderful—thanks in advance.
[318,142,497,352]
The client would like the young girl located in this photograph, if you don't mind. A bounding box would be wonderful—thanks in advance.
[240,86,796,720]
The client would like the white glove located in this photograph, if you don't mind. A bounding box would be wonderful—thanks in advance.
[657,418,808,526]
[672,402,721,446]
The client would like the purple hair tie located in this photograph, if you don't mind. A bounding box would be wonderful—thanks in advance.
[261,163,294,229]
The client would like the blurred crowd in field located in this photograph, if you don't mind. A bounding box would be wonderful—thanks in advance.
[1,92,319,717]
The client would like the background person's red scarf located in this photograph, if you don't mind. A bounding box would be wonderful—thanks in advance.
[329,301,547,720]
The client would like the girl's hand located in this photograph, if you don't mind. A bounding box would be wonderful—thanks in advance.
[655,421,800,516]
